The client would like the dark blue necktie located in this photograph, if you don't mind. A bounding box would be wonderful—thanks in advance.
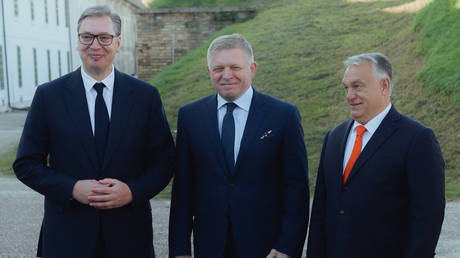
[94,83,109,165]
[221,103,236,174]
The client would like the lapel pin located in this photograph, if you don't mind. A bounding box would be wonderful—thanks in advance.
[260,130,273,139]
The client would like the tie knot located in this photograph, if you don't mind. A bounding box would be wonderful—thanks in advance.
[356,125,366,136]
[94,83,105,95]
[226,102,237,113]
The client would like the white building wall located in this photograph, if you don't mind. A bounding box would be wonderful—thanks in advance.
[0,0,141,112]
[1,0,70,110]
[68,0,140,75]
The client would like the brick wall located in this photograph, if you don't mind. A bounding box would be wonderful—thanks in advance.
[136,7,256,81]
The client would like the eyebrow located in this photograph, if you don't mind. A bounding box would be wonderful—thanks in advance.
[342,79,364,86]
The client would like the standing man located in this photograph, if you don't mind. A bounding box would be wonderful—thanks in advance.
[169,34,309,258]
[13,5,174,258]
[307,53,445,258]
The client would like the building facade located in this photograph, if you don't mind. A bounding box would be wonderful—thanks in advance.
[0,0,144,112]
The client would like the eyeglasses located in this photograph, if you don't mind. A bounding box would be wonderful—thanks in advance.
[78,33,118,46]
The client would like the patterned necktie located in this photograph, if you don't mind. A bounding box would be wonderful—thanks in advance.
[221,103,237,174]
[94,83,109,165]
[343,125,366,185]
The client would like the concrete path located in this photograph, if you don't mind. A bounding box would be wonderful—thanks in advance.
[1,111,459,257]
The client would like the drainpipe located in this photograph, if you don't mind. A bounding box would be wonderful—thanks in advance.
[1,0,27,111]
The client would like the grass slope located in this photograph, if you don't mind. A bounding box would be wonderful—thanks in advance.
[151,0,460,199]
[415,0,460,104]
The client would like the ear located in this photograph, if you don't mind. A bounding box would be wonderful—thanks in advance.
[380,77,391,95]
[115,36,121,53]
[250,62,257,76]
[206,65,211,76]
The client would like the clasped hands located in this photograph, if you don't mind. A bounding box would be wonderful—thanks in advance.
[72,178,133,209]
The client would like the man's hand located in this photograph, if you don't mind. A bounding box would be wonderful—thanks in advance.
[267,249,290,258]
[88,178,133,209]
[72,179,104,205]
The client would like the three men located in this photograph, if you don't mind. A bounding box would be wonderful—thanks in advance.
[169,34,310,258]
[13,6,174,258]
[307,53,445,258]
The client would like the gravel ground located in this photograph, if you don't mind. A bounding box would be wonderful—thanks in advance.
[1,111,458,258]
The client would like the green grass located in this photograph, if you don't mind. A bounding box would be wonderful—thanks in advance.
[0,148,16,176]
[150,0,460,200]
[415,0,460,105]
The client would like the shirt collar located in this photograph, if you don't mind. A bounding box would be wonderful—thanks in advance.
[351,103,392,135]
[81,65,115,93]
[217,86,253,111]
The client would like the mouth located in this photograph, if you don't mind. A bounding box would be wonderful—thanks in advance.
[349,103,362,109]
[89,53,104,60]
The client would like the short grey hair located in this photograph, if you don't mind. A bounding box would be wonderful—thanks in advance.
[207,34,254,68]
[344,53,393,93]
[77,5,121,36]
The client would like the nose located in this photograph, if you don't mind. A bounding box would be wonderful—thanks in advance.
[346,88,356,102]
[89,37,102,49]
[222,68,233,79]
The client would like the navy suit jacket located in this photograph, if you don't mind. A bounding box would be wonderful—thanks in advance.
[307,106,445,258]
[13,68,175,258]
[169,90,309,258]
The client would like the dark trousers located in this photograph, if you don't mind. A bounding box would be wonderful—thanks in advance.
[93,220,108,258]
[223,223,238,258]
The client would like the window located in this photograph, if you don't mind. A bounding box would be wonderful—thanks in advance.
[14,0,19,16]
[67,51,70,73]
[17,46,22,88]
[0,45,4,90]
[55,0,59,26]
[47,49,51,80]
[64,0,69,28]
[58,50,62,76]
[30,0,35,20]
[33,48,38,86]
[44,0,49,24]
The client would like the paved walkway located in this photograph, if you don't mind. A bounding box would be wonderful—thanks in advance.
[0,111,458,257]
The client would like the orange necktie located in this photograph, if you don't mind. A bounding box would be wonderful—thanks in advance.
[343,125,366,185]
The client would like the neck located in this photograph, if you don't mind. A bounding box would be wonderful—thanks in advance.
[83,65,112,81]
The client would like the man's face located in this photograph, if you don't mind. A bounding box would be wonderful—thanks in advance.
[341,61,390,124]
[77,15,120,77]
[207,48,257,101]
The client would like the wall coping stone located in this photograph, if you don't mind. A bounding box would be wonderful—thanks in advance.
[136,7,256,14]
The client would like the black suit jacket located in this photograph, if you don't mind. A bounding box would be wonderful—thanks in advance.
[13,68,175,258]
[169,89,309,258]
[307,106,445,258]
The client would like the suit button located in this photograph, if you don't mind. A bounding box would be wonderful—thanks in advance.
[339,210,345,215]
[229,183,235,187]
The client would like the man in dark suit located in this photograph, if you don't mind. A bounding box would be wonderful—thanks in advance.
[13,6,174,258]
[169,34,309,258]
[307,53,445,258]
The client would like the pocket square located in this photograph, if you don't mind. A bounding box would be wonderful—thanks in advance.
[260,130,274,139]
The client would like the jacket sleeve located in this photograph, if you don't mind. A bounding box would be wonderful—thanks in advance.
[126,87,175,205]
[13,85,78,208]
[405,128,445,258]
[273,106,310,258]
[306,131,330,258]
[168,108,194,257]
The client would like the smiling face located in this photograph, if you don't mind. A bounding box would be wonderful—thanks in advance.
[77,15,120,80]
[342,61,391,124]
[207,48,257,101]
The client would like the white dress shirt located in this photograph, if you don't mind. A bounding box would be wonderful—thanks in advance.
[217,86,253,164]
[342,103,392,173]
[81,66,115,134]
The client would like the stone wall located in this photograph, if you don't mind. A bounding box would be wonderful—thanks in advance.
[136,7,256,81]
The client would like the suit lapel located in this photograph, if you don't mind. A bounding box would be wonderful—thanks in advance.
[345,106,401,185]
[233,90,268,176]
[63,68,99,171]
[204,94,229,175]
[102,70,136,169]
[336,120,353,187]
